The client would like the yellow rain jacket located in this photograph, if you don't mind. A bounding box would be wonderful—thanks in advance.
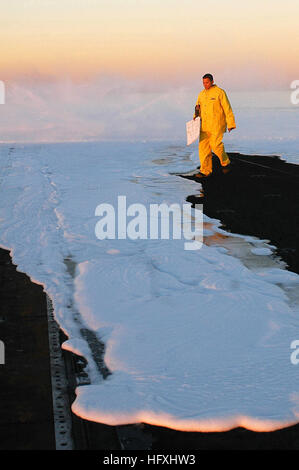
[193,84,236,133]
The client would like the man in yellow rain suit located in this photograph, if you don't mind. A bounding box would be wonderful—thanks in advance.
[193,73,236,177]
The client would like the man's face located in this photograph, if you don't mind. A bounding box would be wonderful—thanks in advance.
[203,78,214,90]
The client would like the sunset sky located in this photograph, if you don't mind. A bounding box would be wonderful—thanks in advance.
[1,1,298,141]
[2,0,298,86]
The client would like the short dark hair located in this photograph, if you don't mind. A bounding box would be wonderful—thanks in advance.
[203,73,213,82]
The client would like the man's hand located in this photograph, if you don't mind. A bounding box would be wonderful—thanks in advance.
[193,104,200,120]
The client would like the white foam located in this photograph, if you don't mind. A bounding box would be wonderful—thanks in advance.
[0,140,299,432]
[251,247,273,256]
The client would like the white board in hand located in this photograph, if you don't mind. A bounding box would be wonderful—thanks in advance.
[186,117,200,146]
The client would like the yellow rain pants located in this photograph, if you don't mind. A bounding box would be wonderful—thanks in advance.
[193,85,236,175]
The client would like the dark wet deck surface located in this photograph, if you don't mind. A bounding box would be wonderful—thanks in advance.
[0,248,55,450]
[181,152,299,275]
